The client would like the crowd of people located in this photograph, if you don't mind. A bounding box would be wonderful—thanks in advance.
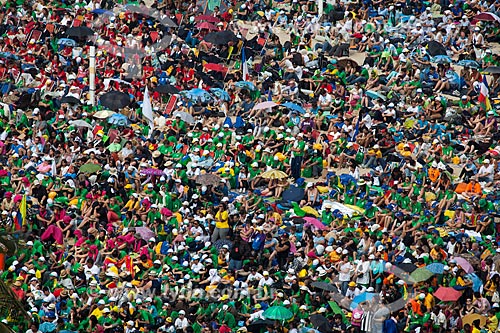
[0,0,500,332]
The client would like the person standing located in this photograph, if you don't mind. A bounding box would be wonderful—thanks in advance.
[290,134,306,180]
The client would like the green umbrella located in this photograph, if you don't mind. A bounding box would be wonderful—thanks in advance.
[108,143,122,152]
[79,163,102,174]
[263,306,293,321]
[410,267,434,283]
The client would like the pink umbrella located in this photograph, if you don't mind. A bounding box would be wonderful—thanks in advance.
[253,101,278,110]
[434,287,462,302]
[453,257,474,273]
[472,12,500,24]
[303,216,327,230]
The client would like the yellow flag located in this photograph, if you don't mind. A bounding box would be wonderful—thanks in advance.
[20,194,27,226]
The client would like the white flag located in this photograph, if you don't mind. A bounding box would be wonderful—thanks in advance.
[142,86,154,134]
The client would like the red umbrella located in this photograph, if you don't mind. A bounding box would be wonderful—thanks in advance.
[204,63,228,73]
[434,287,462,302]
[196,22,217,30]
[195,15,220,23]
[472,12,500,24]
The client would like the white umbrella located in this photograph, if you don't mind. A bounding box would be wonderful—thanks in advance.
[69,120,93,129]
[253,101,278,110]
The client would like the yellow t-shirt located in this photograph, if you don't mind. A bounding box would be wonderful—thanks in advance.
[90,308,103,319]
[215,210,229,229]
[488,315,498,332]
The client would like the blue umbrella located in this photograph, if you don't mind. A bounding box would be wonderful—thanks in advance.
[91,8,113,15]
[281,102,305,114]
[235,81,256,91]
[108,113,130,126]
[210,88,230,101]
[0,52,19,60]
[39,322,57,333]
[57,38,76,47]
[426,263,445,274]
[457,60,480,69]
[466,273,483,292]
[431,55,452,64]
[365,90,387,101]
[350,292,376,310]
[180,88,212,102]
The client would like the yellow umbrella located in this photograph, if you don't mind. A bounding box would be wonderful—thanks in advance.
[260,169,289,180]
[301,206,319,217]
[462,314,486,327]
[345,204,366,214]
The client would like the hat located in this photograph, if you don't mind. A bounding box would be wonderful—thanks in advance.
[348,281,356,287]
[483,159,490,164]
[179,310,186,315]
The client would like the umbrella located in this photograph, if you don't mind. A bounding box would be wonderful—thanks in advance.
[57,38,77,47]
[99,91,131,110]
[426,41,447,57]
[410,267,434,283]
[350,292,377,310]
[337,57,359,68]
[235,81,256,91]
[483,66,500,74]
[108,113,130,126]
[209,88,230,101]
[107,143,122,152]
[467,273,483,292]
[0,52,19,60]
[247,319,275,333]
[302,206,319,217]
[462,314,487,327]
[431,55,452,64]
[204,31,239,45]
[93,110,115,119]
[397,262,417,273]
[263,306,293,321]
[260,169,288,180]
[311,281,337,292]
[65,26,95,38]
[309,314,331,333]
[433,287,462,302]
[204,63,228,73]
[91,8,113,15]
[253,101,278,110]
[213,239,233,251]
[195,15,220,23]
[473,12,500,23]
[457,60,480,69]
[196,173,221,186]
[172,111,195,124]
[365,90,387,101]
[154,85,180,94]
[426,263,445,274]
[60,96,81,104]
[281,102,305,114]
[133,227,155,241]
[453,257,474,273]
[303,216,326,230]
[196,22,217,30]
[69,120,93,129]
[140,168,164,176]
[180,88,212,102]
[79,163,102,174]
[281,186,305,202]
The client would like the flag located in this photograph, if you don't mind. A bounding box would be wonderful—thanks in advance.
[478,74,492,111]
[350,113,361,142]
[267,89,272,101]
[142,86,154,135]
[242,47,249,81]
[13,195,26,230]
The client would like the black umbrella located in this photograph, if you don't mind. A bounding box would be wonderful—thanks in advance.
[99,91,131,110]
[484,66,500,74]
[60,96,81,104]
[397,262,417,273]
[426,41,447,57]
[310,314,332,333]
[281,186,305,202]
[311,281,337,292]
[65,26,95,38]
[247,319,275,333]
[154,84,180,94]
[204,31,239,45]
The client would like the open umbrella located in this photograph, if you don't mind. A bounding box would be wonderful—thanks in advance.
[302,206,320,217]
[309,314,331,333]
[337,57,359,68]
[204,63,228,73]
[155,85,179,94]
[281,102,305,114]
[431,55,452,64]
[426,263,445,274]
[180,88,212,102]
[196,22,217,30]
[457,60,480,69]
[108,113,130,126]
[0,52,19,60]
[204,31,239,44]
[247,319,275,333]
[69,120,93,129]
[195,15,220,23]
[453,257,474,273]
[209,88,230,101]
[79,163,102,174]
[140,168,165,176]
[303,216,326,230]
[65,26,95,38]
[172,111,195,124]
[397,262,417,273]
[263,306,293,321]
[60,96,81,104]
[426,41,447,56]
[410,267,434,283]
[235,81,256,91]
[134,227,156,241]
[350,292,377,310]
[484,66,500,74]
[365,90,387,101]
[260,169,288,180]
[57,38,76,47]
[473,12,500,23]
[107,143,122,152]
[467,273,483,292]
[99,91,131,110]
[253,101,278,110]
[462,314,487,327]
[281,186,305,202]
[311,281,337,292]
[93,110,115,119]
[433,287,462,302]
[196,173,221,186]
